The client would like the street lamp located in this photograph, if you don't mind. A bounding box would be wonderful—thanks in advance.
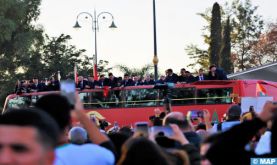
[152,0,159,81]
[73,10,117,80]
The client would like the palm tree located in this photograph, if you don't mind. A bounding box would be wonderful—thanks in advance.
[115,64,154,78]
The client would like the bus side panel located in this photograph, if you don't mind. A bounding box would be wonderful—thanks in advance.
[85,104,231,127]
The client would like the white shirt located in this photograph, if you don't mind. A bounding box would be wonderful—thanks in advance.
[55,143,115,165]
[255,131,271,155]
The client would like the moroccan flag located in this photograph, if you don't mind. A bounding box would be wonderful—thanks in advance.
[74,64,78,84]
[256,82,267,96]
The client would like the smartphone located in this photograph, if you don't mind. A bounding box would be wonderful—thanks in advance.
[89,114,96,123]
[60,80,76,106]
[188,110,204,120]
[150,126,173,137]
[134,122,149,137]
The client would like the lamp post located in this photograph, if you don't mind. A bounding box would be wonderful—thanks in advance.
[73,10,117,80]
[152,0,159,81]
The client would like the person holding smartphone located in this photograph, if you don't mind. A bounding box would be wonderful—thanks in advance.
[35,94,116,165]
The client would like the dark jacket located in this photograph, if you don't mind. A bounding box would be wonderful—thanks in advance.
[30,83,45,92]
[195,74,208,81]
[121,79,134,87]
[184,131,201,150]
[178,144,201,165]
[165,73,179,83]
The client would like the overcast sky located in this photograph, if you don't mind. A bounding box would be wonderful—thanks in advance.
[37,0,277,75]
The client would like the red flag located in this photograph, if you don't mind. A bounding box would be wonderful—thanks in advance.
[103,86,109,97]
[93,64,98,81]
[256,82,267,96]
[74,64,78,84]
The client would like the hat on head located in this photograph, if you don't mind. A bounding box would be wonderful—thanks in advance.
[227,105,241,117]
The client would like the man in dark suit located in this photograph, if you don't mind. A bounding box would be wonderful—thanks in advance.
[195,69,208,81]
[178,68,187,83]
[76,76,89,90]
[108,73,118,88]
[207,65,228,80]
[185,71,196,83]
[121,74,133,87]
[143,74,155,85]
[165,69,178,83]
[131,75,142,86]
[155,75,166,84]
[30,77,45,92]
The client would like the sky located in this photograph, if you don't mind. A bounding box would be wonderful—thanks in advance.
[37,0,277,76]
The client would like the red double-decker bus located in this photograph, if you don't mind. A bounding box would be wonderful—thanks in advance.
[2,80,277,127]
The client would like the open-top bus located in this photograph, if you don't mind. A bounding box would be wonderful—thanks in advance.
[3,80,277,127]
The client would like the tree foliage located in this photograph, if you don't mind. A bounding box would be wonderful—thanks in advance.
[209,2,222,66]
[0,0,112,108]
[186,0,265,72]
[115,64,154,78]
[220,17,233,74]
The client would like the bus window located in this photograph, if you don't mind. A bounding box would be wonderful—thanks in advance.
[124,88,159,107]
[80,90,122,109]
[197,88,232,104]
[80,91,106,109]
[169,88,195,105]
[7,95,42,110]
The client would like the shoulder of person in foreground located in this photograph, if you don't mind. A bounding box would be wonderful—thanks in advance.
[55,143,115,165]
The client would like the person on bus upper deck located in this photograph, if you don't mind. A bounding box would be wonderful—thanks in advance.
[97,74,106,87]
[108,72,118,88]
[76,76,89,90]
[47,76,60,91]
[121,74,133,87]
[185,71,196,83]
[177,68,187,83]
[143,74,155,85]
[165,68,178,83]
[195,69,208,81]
[131,75,142,86]
[30,77,46,92]
[155,75,166,84]
[87,76,97,89]
[207,65,228,80]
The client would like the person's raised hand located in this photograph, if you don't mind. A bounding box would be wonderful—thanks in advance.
[259,101,277,122]
[169,124,189,145]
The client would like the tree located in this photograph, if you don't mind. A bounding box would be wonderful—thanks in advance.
[249,22,277,65]
[220,17,233,74]
[209,2,222,66]
[185,44,209,70]
[115,64,154,78]
[228,0,264,70]
[0,0,43,107]
[185,0,264,72]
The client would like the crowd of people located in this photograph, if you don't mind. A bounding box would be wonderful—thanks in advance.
[1,92,277,165]
[14,65,228,94]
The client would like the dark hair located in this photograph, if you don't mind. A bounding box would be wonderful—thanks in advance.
[118,137,172,165]
[167,69,173,73]
[209,65,216,70]
[108,73,113,76]
[164,117,189,130]
[196,123,206,130]
[0,108,59,149]
[35,94,72,132]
